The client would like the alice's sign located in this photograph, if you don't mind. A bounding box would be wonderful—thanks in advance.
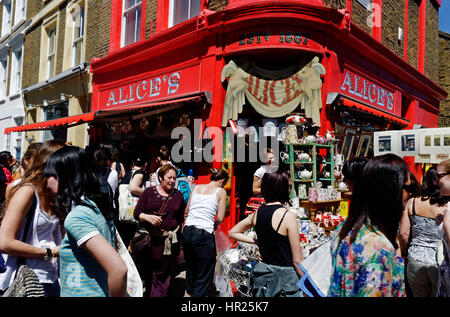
[340,69,396,113]
[98,65,201,109]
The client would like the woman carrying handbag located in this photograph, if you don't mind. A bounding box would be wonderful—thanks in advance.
[133,164,185,297]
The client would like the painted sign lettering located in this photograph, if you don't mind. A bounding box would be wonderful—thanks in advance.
[340,69,395,112]
[97,65,201,110]
[239,31,310,46]
[106,73,179,107]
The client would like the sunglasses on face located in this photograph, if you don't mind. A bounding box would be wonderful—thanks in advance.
[403,183,416,194]
[436,172,450,182]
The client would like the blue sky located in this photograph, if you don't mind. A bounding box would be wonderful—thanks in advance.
[440,0,450,33]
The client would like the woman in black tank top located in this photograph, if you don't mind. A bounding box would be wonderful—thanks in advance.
[255,203,293,267]
[229,171,305,283]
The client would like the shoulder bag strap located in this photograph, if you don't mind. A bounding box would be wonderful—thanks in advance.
[156,195,170,216]
[275,208,289,233]
[17,185,38,266]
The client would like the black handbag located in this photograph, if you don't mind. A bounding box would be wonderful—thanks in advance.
[2,196,45,297]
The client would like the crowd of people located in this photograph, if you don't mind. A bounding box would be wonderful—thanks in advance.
[0,138,449,298]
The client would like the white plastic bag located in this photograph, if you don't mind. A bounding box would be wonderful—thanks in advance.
[115,229,143,297]
[118,184,139,224]
[296,240,332,297]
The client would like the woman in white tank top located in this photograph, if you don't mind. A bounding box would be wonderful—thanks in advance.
[0,140,65,297]
[182,168,229,297]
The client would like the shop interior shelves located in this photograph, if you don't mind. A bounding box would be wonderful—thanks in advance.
[287,142,336,197]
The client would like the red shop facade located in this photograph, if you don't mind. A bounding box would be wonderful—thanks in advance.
[89,1,447,233]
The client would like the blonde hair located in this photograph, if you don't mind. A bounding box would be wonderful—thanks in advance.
[3,140,66,214]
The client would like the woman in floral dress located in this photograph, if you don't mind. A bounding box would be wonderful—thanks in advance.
[329,154,412,297]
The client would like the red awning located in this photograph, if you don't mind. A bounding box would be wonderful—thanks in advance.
[4,93,205,134]
[341,97,410,127]
[4,112,96,134]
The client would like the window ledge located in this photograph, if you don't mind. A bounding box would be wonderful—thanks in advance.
[8,93,20,100]
[0,33,11,42]
[12,19,26,32]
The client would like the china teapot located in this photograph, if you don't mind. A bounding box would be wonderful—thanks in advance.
[297,152,311,162]
[298,169,312,179]
[338,181,348,191]
[304,135,316,143]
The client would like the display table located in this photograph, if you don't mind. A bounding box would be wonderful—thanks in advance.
[300,199,343,208]
[300,199,342,217]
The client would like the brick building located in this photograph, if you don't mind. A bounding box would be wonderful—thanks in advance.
[0,0,29,158]
[82,0,446,233]
[439,30,450,127]
[5,0,112,149]
[1,1,446,231]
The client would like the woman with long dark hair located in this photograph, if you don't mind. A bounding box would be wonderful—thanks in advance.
[229,170,304,297]
[43,146,127,297]
[329,154,410,297]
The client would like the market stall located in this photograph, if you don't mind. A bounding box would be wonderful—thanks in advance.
[216,112,348,297]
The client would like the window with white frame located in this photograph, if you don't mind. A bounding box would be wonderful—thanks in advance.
[43,102,68,141]
[169,0,201,27]
[72,6,85,66]
[0,56,8,99]
[47,27,56,79]
[122,0,142,47]
[13,0,27,27]
[1,0,12,38]
[10,46,23,95]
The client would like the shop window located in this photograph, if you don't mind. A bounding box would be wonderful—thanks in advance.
[169,0,200,27]
[43,102,68,142]
[0,56,8,99]
[122,0,142,47]
[72,6,85,66]
[13,0,27,27]
[47,27,57,79]
[9,46,22,96]
[5,133,11,151]
[15,137,21,160]
[1,0,12,38]
[356,0,371,10]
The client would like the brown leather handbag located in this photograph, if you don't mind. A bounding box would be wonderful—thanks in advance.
[129,196,169,254]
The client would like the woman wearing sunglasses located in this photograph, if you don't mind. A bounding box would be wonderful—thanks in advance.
[399,167,446,297]
[436,159,450,297]
[329,154,409,297]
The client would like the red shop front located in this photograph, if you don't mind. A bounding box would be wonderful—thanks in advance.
[89,1,446,234]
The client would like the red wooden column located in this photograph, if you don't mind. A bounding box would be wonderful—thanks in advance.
[109,0,122,52]
[418,0,426,74]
